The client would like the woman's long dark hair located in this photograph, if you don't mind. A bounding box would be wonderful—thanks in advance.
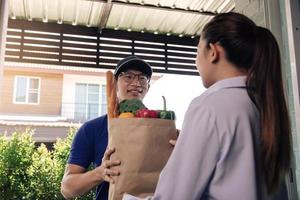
[201,12,291,193]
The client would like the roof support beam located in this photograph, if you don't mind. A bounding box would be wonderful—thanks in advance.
[87,1,95,27]
[72,0,80,26]
[98,0,113,32]
[86,0,217,16]
[42,0,48,22]
[23,0,32,20]
[10,0,16,19]
[57,0,64,24]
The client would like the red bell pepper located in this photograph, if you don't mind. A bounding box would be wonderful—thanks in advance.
[135,108,158,118]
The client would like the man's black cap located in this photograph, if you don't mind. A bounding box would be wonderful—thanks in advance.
[114,56,152,78]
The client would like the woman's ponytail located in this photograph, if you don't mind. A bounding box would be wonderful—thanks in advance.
[246,26,291,193]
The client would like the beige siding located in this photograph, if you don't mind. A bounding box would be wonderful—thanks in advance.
[0,70,63,115]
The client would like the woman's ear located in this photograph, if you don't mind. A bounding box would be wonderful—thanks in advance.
[208,43,220,63]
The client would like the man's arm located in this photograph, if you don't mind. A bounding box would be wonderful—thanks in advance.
[61,148,121,199]
[61,164,103,199]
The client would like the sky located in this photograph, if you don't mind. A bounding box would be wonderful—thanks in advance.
[143,74,206,129]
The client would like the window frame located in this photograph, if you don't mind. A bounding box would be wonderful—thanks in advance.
[100,84,107,116]
[13,76,41,105]
[74,82,101,120]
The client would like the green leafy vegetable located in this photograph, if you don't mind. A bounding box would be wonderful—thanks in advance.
[119,99,146,114]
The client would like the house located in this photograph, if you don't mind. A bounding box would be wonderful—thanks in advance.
[0,19,197,144]
[0,61,108,143]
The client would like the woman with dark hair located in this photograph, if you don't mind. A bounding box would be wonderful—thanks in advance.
[121,12,291,200]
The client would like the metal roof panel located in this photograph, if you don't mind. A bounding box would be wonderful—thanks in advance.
[9,0,235,36]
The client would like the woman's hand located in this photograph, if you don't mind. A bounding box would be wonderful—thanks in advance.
[169,139,177,146]
[169,129,180,147]
[97,147,121,184]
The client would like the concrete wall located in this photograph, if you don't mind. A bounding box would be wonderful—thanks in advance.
[235,0,300,198]
[235,0,266,26]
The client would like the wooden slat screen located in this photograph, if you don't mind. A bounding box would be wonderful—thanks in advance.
[5,19,199,75]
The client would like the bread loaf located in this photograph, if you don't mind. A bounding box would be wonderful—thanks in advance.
[106,71,118,118]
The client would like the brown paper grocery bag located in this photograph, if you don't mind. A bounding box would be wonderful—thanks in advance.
[108,118,177,200]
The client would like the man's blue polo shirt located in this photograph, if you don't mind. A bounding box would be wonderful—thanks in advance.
[68,115,109,200]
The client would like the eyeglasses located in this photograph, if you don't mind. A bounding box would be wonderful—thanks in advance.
[119,72,150,85]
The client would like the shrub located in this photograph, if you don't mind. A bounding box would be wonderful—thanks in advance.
[27,144,58,199]
[53,127,95,200]
[0,130,35,200]
[0,128,95,200]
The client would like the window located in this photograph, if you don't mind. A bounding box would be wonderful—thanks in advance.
[74,83,100,121]
[101,85,107,115]
[14,76,40,104]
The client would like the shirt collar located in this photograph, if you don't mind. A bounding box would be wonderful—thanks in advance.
[205,76,247,94]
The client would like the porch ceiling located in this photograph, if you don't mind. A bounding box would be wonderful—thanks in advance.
[9,0,235,37]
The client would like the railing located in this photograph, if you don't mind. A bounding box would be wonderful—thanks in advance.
[61,102,107,122]
[5,19,199,76]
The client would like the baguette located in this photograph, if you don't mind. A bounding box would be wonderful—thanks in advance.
[106,71,118,118]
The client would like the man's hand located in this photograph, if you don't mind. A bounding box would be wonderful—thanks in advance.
[61,148,121,199]
[97,147,121,184]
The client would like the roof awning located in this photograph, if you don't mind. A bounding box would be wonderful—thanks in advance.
[9,0,235,37]
[6,0,235,75]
